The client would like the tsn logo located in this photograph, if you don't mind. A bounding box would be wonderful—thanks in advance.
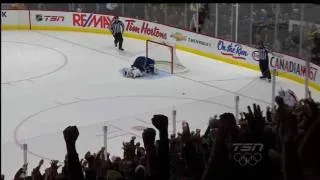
[232,143,264,152]
[232,143,264,166]
[36,14,64,22]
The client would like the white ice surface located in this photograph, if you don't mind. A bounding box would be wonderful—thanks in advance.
[2,31,320,178]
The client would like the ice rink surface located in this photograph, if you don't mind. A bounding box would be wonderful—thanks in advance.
[2,30,320,177]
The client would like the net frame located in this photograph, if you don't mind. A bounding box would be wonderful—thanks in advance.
[146,39,187,74]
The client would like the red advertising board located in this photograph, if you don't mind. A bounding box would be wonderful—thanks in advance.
[125,19,167,39]
[72,13,167,40]
[73,13,114,29]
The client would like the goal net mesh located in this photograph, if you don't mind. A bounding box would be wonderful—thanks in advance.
[146,40,188,74]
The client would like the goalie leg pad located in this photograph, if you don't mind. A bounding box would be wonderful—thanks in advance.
[132,68,143,78]
[121,67,133,78]
[121,67,143,78]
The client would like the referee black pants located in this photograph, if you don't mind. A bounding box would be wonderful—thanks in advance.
[259,59,271,79]
[113,32,123,49]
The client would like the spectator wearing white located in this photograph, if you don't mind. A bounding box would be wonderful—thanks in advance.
[273,39,282,52]
[189,4,203,33]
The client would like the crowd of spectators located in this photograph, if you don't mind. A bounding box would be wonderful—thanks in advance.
[3,91,320,180]
[1,4,320,179]
[235,4,320,63]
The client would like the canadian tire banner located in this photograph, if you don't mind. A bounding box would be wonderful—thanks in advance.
[1,10,29,25]
[1,11,7,18]
[269,53,318,81]
[251,50,319,81]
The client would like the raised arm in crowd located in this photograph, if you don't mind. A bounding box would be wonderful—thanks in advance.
[9,93,320,180]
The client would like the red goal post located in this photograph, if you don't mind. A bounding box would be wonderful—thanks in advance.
[146,39,188,74]
[146,39,174,74]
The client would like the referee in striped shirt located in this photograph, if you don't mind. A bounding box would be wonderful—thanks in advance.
[110,16,125,51]
[258,40,271,82]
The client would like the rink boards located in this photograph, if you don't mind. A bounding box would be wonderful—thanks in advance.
[1,9,319,91]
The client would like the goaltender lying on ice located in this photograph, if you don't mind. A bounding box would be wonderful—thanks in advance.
[121,56,158,78]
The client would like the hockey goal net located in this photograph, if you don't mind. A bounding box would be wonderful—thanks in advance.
[146,40,188,74]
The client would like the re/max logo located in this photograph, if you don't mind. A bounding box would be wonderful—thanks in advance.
[73,13,114,28]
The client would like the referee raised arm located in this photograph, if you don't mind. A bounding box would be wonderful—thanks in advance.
[110,16,125,51]
[258,40,271,82]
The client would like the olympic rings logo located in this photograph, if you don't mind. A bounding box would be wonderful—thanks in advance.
[231,143,264,166]
[233,152,263,166]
